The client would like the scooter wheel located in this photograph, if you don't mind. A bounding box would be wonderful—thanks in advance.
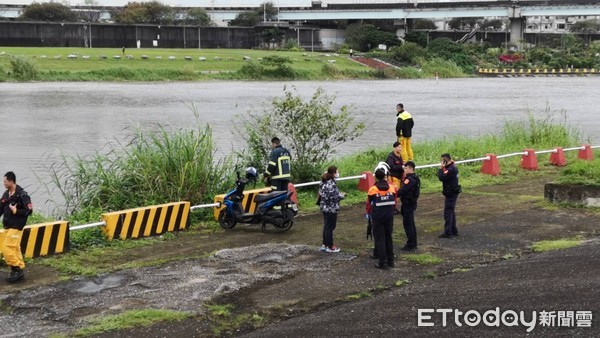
[218,210,237,230]
[275,209,294,232]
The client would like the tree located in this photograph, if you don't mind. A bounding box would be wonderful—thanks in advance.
[480,19,503,31]
[390,42,427,64]
[113,1,173,25]
[233,87,366,182]
[404,31,428,48]
[229,2,277,27]
[570,19,600,45]
[448,17,480,30]
[262,27,285,47]
[185,8,212,26]
[229,11,260,26]
[569,19,600,34]
[413,19,437,31]
[345,23,401,52]
[20,3,80,22]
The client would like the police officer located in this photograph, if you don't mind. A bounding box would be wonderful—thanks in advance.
[367,167,397,269]
[438,153,460,238]
[264,137,291,191]
[397,161,420,251]
[0,171,33,283]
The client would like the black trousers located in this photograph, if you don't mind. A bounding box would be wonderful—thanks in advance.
[372,216,394,266]
[443,194,459,236]
[402,204,417,249]
[271,179,289,191]
[322,212,338,248]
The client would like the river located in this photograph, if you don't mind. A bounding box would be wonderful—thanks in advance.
[1,77,598,213]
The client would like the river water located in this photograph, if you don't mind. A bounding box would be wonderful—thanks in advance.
[1,77,598,213]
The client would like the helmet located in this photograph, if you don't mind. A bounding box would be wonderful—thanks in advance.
[245,167,258,181]
[374,162,390,177]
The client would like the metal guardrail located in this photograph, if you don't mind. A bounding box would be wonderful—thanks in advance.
[70,144,597,231]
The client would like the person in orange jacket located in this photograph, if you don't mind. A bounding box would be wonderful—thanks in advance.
[366,167,397,269]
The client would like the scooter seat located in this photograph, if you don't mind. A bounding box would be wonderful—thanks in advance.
[254,190,288,202]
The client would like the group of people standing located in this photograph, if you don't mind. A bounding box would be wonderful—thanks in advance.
[310,103,461,270]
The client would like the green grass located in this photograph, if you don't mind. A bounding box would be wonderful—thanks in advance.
[346,291,372,300]
[326,108,582,208]
[556,157,600,187]
[0,47,369,81]
[401,253,443,265]
[394,279,411,287]
[74,309,191,336]
[531,238,584,252]
[203,303,265,335]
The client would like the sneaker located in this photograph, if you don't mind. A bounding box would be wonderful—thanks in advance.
[320,245,327,252]
[400,246,416,252]
[326,246,341,253]
[7,267,24,283]
[438,233,452,238]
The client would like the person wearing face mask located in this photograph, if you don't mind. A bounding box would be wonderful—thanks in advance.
[318,166,345,253]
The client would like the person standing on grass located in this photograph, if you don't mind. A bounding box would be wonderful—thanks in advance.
[319,166,345,253]
[367,167,397,269]
[438,153,461,238]
[1,172,33,283]
[396,103,414,161]
[396,161,420,252]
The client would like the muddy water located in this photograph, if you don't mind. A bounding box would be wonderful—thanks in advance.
[0,77,598,212]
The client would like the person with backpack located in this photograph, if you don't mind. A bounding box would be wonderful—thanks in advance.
[396,161,420,251]
[0,171,33,283]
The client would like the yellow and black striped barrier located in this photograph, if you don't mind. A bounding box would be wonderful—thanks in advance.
[101,201,191,240]
[0,221,70,259]
[213,187,271,221]
[478,68,598,76]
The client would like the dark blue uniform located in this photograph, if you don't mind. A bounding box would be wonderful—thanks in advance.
[397,173,420,250]
[438,162,460,236]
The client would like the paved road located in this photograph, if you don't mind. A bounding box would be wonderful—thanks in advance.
[245,241,600,337]
[243,241,600,337]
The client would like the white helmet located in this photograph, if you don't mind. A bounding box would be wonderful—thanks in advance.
[374,162,390,177]
[245,167,258,180]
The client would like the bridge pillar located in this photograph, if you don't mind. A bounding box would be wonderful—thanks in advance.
[508,6,524,45]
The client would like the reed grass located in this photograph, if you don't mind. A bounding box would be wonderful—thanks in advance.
[330,108,582,206]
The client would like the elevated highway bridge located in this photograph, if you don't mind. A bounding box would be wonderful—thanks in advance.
[1,0,599,43]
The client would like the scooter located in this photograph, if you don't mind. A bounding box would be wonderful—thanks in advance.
[218,167,298,231]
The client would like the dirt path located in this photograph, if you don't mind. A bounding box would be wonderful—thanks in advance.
[1,174,599,337]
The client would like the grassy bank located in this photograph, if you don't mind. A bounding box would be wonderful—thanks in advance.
[322,109,585,209]
[36,106,592,252]
[0,47,373,81]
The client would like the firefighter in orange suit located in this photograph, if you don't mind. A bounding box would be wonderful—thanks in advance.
[366,167,397,269]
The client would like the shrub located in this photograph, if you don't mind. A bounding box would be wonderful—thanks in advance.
[42,108,232,219]
[233,87,366,182]
[10,55,39,80]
